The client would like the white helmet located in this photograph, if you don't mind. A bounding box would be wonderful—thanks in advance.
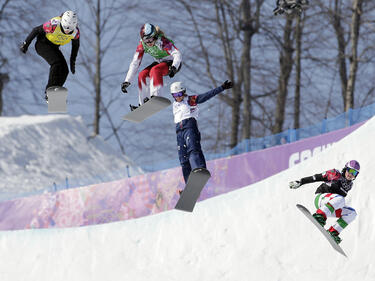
[61,11,78,33]
[170,82,185,94]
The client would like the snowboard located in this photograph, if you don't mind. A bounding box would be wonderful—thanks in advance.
[46,86,68,113]
[296,204,347,257]
[123,96,171,123]
[175,168,211,212]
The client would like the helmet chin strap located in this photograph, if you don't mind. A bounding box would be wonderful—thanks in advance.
[60,23,70,34]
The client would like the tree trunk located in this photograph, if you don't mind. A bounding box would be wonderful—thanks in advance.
[345,0,363,112]
[0,73,9,116]
[272,15,294,134]
[331,0,348,107]
[94,0,101,136]
[240,0,262,140]
[293,14,303,129]
[240,0,252,140]
[215,0,241,148]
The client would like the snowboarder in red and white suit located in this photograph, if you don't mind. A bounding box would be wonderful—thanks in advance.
[289,160,360,244]
[121,23,182,109]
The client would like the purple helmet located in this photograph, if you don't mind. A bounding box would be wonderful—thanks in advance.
[345,160,360,171]
[344,160,360,178]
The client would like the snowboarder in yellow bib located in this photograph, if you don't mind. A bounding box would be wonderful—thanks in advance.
[20,11,80,102]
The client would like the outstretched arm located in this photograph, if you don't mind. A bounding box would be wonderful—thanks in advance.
[195,86,224,104]
[195,80,233,104]
[20,24,44,54]
[289,173,325,189]
[25,25,44,45]
[20,25,44,53]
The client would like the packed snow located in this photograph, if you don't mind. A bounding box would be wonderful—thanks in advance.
[0,115,142,200]
[0,116,374,281]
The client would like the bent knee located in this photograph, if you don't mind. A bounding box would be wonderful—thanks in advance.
[343,207,357,222]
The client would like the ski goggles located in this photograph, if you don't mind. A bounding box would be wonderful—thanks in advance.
[347,168,359,177]
[143,36,156,44]
[171,91,185,98]
[61,24,74,34]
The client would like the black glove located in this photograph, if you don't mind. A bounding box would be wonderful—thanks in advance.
[168,65,177,78]
[70,58,76,74]
[221,80,233,90]
[121,82,131,93]
[20,41,29,54]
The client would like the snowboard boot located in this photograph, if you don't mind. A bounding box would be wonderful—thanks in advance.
[312,213,326,227]
[129,104,138,111]
[142,96,156,104]
[192,167,207,173]
[328,226,342,244]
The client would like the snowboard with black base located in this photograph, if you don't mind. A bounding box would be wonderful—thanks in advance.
[175,168,211,212]
[46,86,68,113]
[296,204,347,257]
[122,96,171,123]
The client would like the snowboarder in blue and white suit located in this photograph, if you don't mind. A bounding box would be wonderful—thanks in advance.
[170,80,233,183]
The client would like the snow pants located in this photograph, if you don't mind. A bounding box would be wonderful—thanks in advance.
[137,61,170,105]
[176,118,206,183]
[35,39,69,90]
[314,193,357,233]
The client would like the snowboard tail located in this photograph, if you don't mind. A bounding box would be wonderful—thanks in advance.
[296,204,347,257]
[123,96,171,123]
[47,86,68,113]
[175,168,211,212]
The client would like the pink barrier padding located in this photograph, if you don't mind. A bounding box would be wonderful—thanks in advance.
[0,122,364,230]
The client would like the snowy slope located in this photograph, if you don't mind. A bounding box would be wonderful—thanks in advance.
[0,115,142,199]
[0,117,374,281]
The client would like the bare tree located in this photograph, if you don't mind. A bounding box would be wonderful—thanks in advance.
[169,0,267,148]
[63,0,138,155]
[320,0,367,111]
[345,0,364,112]
[0,1,49,115]
[272,14,295,134]
[240,0,263,140]
[329,0,348,106]
[0,71,9,115]
[293,13,304,129]
[78,0,135,135]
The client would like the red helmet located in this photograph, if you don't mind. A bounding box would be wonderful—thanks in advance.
[140,23,156,40]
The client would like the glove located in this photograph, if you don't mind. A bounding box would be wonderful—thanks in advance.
[70,58,76,74]
[221,80,233,90]
[121,82,131,93]
[289,180,301,189]
[168,65,177,78]
[20,41,29,54]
